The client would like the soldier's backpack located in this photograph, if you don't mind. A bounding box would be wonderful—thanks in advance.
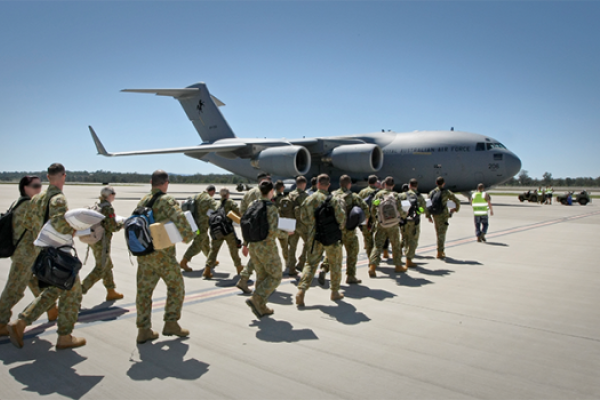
[428,188,444,215]
[78,202,106,245]
[209,202,234,241]
[124,192,164,256]
[0,197,29,258]
[376,193,400,228]
[278,195,296,219]
[364,188,380,209]
[346,206,366,231]
[314,195,342,246]
[241,200,270,243]
[405,192,421,225]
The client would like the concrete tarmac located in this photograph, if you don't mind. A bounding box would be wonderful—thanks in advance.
[0,183,598,399]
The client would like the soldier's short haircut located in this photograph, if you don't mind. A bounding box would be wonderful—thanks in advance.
[384,176,394,187]
[219,187,230,197]
[368,175,378,185]
[259,180,274,195]
[47,163,65,177]
[401,184,409,193]
[257,173,271,183]
[478,183,484,191]
[317,174,330,186]
[409,178,418,187]
[206,185,216,192]
[275,180,284,190]
[340,175,352,187]
[311,177,317,186]
[296,176,307,184]
[151,170,169,186]
[436,176,445,186]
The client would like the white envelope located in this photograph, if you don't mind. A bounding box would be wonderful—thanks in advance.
[184,211,199,232]
[164,222,183,243]
[447,200,456,210]
[278,217,296,232]
[401,200,411,212]
[426,198,432,208]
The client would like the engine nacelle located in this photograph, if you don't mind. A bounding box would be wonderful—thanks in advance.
[325,144,383,173]
[251,145,311,177]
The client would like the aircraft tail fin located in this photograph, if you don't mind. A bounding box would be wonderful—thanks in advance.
[121,82,236,143]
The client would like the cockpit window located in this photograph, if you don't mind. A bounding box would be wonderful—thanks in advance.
[486,142,506,150]
[476,143,486,151]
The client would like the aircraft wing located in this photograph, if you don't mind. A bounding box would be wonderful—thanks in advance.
[89,126,245,157]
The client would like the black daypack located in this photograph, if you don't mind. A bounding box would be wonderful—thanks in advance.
[124,192,164,256]
[241,200,270,243]
[346,206,366,231]
[209,202,234,241]
[428,188,444,215]
[405,192,421,225]
[0,198,29,258]
[314,195,342,246]
[364,188,380,209]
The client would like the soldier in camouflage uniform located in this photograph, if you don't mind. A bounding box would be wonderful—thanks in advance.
[180,185,218,272]
[368,176,405,277]
[8,164,86,350]
[272,180,289,266]
[81,186,124,301]
[245,181,290,318]
[429,177,460,259]
[357,175,380,258]
[286,176,309,276]
[399,179,432,268]
[0,176,57,338]
[237,173,271,294]
[204,188,243,279]
[295,174,346,306]
[321,175,369,284]
[135,170,195,344]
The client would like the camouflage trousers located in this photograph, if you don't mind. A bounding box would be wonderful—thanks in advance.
[81,243,116,293]
[369,225,402,267]
[361,225,374,258]
[403,221,421,260]
[321,229,360,277]
[183,228,210,262]
[206,232,242,269]
[400,224,407,253]
[0,256,43,324]
[278,236,289,265]
[136,250,184,329]
[299,238,342,292]
[19,276,82,336]
[432,215,450,252]
[240,257,255,280]
[249,239,282,307]
[287,229,308,270]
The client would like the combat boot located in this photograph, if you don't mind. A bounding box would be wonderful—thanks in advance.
[236,265,244,275]
[203,266,213,280]
[47,305,58,321]
[395,264,408,273]
[383,249,390,259]
[368,264,377,278]
[295,289,306,307]
[261,303,274,316]
[137,328,159,344]
[106,289,124,301]
[406,258,417,268]
[179,258,192,272]
[346,275,362,284]
[436,251,445,259]
[162,321,190,337]
[8,319,26,348]
[245,295,264,319]
[481,234,486,242]
[236,277,252,294]
[331,291,344,301]
[56,334,86,350]
[477,235,482,242]
[0,323,8,337]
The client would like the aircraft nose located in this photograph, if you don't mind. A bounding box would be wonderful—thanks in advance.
[505,152,522,177]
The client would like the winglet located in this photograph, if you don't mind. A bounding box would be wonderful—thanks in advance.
[89,126,111,156]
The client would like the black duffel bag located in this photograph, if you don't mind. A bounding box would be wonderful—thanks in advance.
[32,246,82,290]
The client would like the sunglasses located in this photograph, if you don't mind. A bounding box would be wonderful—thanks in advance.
[29,183,42,189]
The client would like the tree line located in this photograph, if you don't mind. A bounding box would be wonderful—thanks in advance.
[503,170,600,187]
[0,170,251,185]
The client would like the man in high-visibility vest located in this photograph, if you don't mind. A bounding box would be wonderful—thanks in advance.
[471,183,494,242]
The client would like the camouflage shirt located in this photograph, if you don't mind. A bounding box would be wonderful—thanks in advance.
[97,198,122,238]
[332,187,369,228]
[240,186,262,215]
[429,187,461,218]
[288,187,309,232]
[217,198,241,221]
[399,189,430,220]
[194,191,218,227]
[11,197,34,258]
[23,184,74,239]
[300,189,346,239]
[358,185,379,200]
[137,189,194,244]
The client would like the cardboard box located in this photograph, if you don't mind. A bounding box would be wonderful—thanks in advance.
[150,221,183,250]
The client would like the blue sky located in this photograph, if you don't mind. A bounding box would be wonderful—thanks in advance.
[1,1,598,179]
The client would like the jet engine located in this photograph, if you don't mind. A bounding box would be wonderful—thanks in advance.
[324,144,383,173]
[251,145,311,176]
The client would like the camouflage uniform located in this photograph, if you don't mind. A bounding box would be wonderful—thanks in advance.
[430,187,461,253]
[272,193,289,265]
[358,185,379,257]
[135,189,194,329]
[205,198,242,269]
[297,190,346,293]
[369,189,403,268]
[240,187,262,280]
[286,187,309,271]
[18,185,81,336]
[183,191,218,262]
[81,198,123,293]
[248,197,286,308]
[0,197,44,325]
[398,189,429,260]
[321,188,369,278]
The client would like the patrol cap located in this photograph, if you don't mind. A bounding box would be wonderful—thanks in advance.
[206,185,216,192]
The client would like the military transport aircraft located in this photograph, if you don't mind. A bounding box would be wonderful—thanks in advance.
[89,82,521,193]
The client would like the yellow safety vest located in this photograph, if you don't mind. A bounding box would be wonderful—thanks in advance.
[472,191,489,216]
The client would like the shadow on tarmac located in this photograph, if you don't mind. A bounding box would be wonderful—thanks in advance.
[4,338,103,399]
[127,339,209,381]
[79,302,129,323]
[249,318,318,342]
[444,257,483,266]
[484,242,509,247]
[302,301,371,325]
[342,284,396,302]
